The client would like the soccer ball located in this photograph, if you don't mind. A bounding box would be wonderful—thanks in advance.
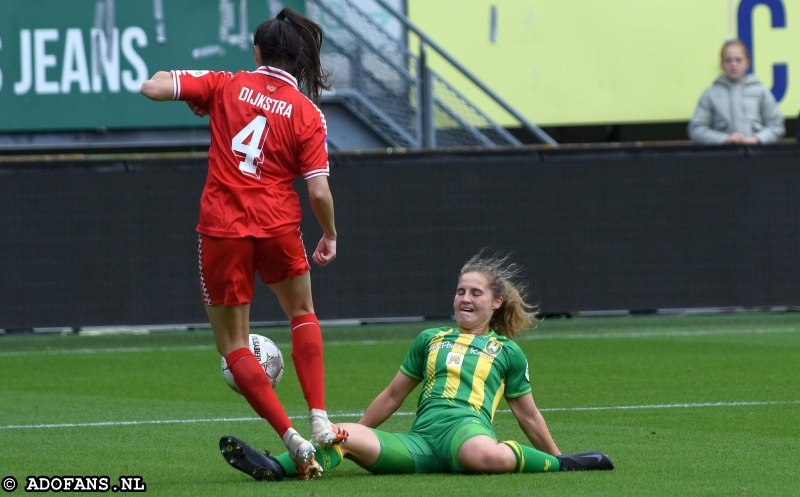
[221,334,285,393]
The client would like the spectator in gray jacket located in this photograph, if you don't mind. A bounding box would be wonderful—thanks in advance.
[688,40,784,145]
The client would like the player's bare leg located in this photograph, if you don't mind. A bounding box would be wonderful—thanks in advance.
[267,271,315,320]
[329,423,380,467]
[458,436,517,473]
[269,273,348,447]
[206,303,250,356]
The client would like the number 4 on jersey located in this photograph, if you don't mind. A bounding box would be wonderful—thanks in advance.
[231,116,270,179]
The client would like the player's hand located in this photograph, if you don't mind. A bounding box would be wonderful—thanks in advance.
[186,100,208,117]
[741,136,760,145]
[312,236,336,267]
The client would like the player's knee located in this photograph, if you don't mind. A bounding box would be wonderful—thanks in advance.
[337,424,380,463]
[337,422,360,433]
[460,447,509,473]
[287,306,315,320]
[459,453,489,472]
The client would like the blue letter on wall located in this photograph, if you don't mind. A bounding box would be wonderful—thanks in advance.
[738,0,787,101]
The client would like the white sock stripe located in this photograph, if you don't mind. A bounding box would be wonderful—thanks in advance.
[2,400,797,430]
[292,321,317,331]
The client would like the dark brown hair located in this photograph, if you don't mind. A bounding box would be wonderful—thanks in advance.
[253,8,330,104]
[459,252,538,339]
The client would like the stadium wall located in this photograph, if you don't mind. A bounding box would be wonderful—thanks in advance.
[408,0,797,126]
[2,145,800,329]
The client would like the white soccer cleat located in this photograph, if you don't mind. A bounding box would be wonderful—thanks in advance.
[283,428,322,480]
[309,409,349,446]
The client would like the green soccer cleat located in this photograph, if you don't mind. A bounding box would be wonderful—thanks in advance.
[219,435,286,482]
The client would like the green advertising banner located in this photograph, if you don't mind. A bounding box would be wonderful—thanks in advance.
[0,0,304,132]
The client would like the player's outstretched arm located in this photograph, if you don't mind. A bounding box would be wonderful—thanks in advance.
[358,371,420,428]
[140,71,174,101]
[306,176,337,267]
[507,393,561,456]
[139,71,208,116]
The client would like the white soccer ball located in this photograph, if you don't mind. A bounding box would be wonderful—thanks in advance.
[221,334,285,393]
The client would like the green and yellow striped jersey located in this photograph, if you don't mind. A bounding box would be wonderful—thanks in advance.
[400,326,531,430]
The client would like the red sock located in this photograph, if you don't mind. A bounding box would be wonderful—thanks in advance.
[291,314,325,410]
[226,347,292,437]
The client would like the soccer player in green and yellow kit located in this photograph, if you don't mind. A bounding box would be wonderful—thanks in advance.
[220,253,614,480]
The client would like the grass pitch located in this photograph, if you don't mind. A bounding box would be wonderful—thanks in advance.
[1,313,799,496]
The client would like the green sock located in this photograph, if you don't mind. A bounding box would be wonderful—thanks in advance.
[275,444,343,478]
[501,440,560,473]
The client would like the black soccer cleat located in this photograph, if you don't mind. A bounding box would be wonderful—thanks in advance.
[557,451,615,471]
[219,435,286,482]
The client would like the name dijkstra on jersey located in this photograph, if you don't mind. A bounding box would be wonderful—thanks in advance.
[238,86,293,118]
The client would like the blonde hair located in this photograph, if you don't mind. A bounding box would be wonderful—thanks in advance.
[721,39,750,62]
[459,252,538,339]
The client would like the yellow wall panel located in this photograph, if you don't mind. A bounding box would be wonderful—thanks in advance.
[408,0,796,126]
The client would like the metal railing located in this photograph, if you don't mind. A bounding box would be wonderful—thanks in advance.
[307,0,556,148]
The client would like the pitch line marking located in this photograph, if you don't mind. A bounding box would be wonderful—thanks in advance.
[2,400,798,430]
[520,327,797,341]
[1,327,797,358]
[0,345,217,357]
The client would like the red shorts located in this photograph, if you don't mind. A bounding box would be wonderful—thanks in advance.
[197,229,310,306]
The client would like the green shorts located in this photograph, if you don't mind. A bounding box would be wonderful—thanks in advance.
[366,417,496,474]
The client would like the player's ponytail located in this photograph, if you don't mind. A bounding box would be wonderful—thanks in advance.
[253,8,331,104]
[460,252,538,339]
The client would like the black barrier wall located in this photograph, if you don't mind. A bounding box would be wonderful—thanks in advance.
[2,146,800,329]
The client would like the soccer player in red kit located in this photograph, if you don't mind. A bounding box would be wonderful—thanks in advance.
[140,8,345,479]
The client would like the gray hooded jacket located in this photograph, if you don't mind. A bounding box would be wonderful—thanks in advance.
[687,74,785,144]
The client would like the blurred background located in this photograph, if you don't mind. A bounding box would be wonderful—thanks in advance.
[1,0,799,331]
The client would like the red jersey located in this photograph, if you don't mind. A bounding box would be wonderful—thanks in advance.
[171,66,329,238]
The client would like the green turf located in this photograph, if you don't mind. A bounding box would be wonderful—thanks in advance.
[1,313,799,496]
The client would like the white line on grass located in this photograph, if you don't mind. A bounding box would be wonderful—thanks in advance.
[520,327,797,341]
[2,400,798,430]
[0,345,217,357]
[1,327,797,358]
